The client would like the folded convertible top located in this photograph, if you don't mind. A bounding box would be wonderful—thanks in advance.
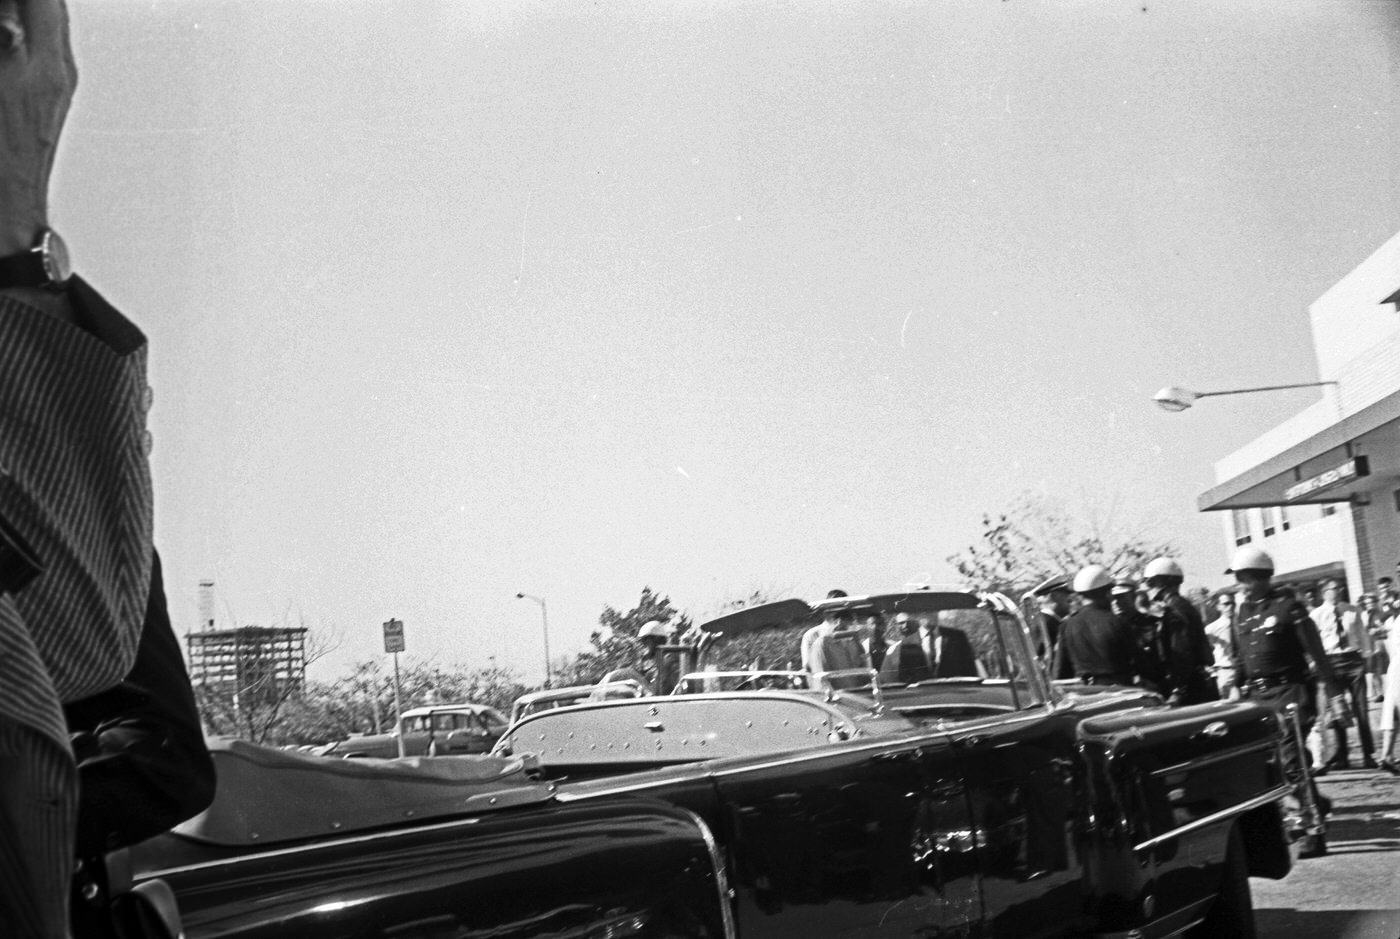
[172,739,551,847]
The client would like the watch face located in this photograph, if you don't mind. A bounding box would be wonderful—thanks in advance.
[40,229,71,286]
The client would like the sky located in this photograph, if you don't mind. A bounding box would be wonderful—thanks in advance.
[54,1,1399,684]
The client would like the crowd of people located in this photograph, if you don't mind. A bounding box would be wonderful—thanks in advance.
[1038,557,1218,705]
[1202,566,1398,778]
[1035,546,1400,858]
[800,590,983,687]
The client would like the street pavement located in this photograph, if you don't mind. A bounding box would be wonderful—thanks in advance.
[1251,752,1400,937]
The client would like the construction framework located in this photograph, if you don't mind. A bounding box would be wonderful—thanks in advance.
[187,626,308,702]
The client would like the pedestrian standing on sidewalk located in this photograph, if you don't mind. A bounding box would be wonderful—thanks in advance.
[1378,588,1400,776]
[1310,580,1375,772]
[1205,591,1239,700]
[1357,592,1385,702]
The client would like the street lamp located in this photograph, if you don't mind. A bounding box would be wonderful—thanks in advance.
[1153,381,1338,413]
[515,592,552,687]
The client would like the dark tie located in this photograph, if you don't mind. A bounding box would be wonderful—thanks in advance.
[923,629,940,675]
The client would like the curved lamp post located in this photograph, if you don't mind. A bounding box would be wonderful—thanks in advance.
[514,592,552,687]
[1153,381,1338,413]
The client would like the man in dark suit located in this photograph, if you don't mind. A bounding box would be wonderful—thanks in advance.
[879,613,980,683]
[879,613,930,684]
[919,615,980,678]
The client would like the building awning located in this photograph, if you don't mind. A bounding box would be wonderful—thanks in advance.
[1197,387,1400,511]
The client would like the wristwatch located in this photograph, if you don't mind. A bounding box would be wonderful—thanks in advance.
[0,228,71,290]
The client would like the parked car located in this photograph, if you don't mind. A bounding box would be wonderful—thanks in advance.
[507,678,648,726]
[319,702,509,758]
[128,588,1291,939]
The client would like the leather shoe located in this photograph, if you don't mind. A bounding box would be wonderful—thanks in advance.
[1381,758,1400,777]
[1315,793,1332,818]
[1297,832,1328,859]
[1322,754,1351,772]
[1311,763,1330,778]
[1362,756,1379,770]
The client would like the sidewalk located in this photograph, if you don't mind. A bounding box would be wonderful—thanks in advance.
[1251,695,1400,939]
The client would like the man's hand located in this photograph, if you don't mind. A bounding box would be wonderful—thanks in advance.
[0,0,76,256]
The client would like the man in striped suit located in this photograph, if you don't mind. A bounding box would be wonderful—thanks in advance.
[1,2,213,934]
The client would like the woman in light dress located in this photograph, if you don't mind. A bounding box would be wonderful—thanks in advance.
[1378,606,1400,775]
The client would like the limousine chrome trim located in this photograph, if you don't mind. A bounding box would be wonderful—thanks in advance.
[1147,738,1277,778]
[681,807,738,939]
[137,814,487,878]
[1087,894,1212,939]
[1133,784,1290,853]
[554,710,1053,802]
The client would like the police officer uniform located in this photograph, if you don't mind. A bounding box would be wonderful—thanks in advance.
[1234,588,1323,801]
[1140,558,1217,706]
[1053,566,1140,685]
[1112,578,1165,693]
[1030,574,1071,657]
[1054,605,1140,685]
[1148,589,1218,705]
[1229,545,1338,857]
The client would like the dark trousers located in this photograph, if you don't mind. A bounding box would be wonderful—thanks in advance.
[1321,671,1375,761]
[1242,680,1320,817]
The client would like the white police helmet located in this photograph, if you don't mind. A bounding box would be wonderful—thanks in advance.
[1144,557,1184,579]
[1226,545,1274,574]
[637,620,671,641]
[1072,564,1113,594]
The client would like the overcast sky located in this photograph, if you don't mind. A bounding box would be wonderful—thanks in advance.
[57,1,1399,683]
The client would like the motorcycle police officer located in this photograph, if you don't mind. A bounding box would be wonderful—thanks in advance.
[1053,565,1142,686]
[599,620,674,695]
[1229,545,1344,858]
[1111,574,1166,693]
[1142,557,1218,705]
[1029,574,1072,658]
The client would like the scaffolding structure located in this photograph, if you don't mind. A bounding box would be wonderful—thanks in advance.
[187,626,308,704]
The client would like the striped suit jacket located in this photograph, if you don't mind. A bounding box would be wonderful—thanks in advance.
[0,277,153,748]
[0,278,157,936]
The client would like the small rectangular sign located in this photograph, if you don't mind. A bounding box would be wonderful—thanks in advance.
[1284,455,1369,502]
[383,618,405,653]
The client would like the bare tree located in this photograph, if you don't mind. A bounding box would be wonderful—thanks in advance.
[947,490,1178,596]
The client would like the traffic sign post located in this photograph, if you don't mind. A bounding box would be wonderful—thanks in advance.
[383,619,406,758]
[383,618,405,654]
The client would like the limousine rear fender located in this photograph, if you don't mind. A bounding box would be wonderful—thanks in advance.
[137,801,735,939]
[1078,702,1282,806]
[1070,701,1291,927]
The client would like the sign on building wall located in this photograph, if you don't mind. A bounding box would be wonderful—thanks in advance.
[1284,455,1370,502]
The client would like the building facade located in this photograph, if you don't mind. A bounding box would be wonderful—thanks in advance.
[1200,230,1400,599]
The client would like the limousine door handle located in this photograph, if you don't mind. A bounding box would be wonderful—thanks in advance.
[1193,721,1229,740]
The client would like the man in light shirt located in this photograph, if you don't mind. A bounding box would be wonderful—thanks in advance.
[1311,580,1376,772]
[1205,591,1238,700]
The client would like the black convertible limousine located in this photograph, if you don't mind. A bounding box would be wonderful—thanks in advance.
[126,588,1293,939]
